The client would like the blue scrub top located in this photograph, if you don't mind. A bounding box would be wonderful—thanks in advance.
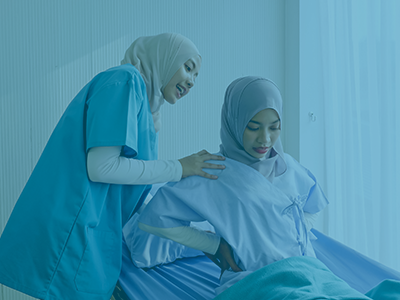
[0,64,157,300]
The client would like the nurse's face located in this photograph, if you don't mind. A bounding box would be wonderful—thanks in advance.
[242,109,281,159]
[162,55,202,104]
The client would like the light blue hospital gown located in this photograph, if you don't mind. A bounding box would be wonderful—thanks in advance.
[139,154,329,294]
[0,64,157,300]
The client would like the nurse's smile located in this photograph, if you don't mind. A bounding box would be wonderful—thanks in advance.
[176,84,187,99]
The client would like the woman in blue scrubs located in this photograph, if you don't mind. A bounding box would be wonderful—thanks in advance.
[0,33,225,300]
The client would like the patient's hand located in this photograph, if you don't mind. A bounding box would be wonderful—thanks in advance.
[203,236,242,279]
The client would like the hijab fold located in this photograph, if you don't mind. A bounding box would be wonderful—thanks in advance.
[219,76,287,180]
[121,33,200,132]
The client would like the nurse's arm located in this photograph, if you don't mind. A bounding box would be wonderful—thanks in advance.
[87,146,182,185]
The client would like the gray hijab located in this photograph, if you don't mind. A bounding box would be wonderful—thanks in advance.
[219,76,287,181]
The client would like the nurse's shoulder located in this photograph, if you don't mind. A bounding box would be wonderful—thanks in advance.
[88,64,147,101]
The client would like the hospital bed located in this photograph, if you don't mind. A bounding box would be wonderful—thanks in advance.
[112,182,400,300]
[112,226,400,300]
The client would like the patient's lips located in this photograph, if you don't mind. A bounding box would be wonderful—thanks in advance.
[253,147,269,154]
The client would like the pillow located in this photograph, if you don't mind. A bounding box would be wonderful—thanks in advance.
[123,208,215,269]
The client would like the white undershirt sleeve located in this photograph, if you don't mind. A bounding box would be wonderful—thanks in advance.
[138,222,221,255]
[87,146,182,185]
[304,211,321,231]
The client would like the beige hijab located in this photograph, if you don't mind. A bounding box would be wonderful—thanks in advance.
[121,33,200,132]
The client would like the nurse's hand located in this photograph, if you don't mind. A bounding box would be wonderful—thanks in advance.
[204,237,242,279]
[178,150,225,179]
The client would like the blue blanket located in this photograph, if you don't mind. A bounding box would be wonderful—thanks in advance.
[214,256,399,300]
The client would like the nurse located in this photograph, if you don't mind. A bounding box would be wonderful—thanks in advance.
[0,33,224,300]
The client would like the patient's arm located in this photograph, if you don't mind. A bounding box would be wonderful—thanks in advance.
[138,222,220,254]
[138,222,242,276]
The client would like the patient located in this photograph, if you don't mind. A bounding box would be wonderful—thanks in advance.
[136,77,400,299]
[137,76,334,294]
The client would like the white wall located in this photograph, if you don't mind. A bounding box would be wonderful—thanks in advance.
[284,0,300,162]
[283,0,329,232]
[0,1,287,299]
[298,0,328,231]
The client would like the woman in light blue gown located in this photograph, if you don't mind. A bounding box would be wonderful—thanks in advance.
[138,76,332,295]
[138,76,400,299]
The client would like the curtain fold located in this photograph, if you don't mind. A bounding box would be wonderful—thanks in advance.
[318,0,400,271]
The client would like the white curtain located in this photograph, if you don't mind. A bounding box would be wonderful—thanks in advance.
[319,0,400,271]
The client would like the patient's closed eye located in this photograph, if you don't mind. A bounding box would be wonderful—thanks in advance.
[247,126,259,131]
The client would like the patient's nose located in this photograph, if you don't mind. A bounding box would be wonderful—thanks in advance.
[258,129,271,144]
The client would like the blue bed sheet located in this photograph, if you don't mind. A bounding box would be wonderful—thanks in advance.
[311,229,400,294]
[113,230,400,300]
[114,242,220,300]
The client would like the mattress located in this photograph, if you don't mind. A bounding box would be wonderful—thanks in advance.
[113,229,400,300]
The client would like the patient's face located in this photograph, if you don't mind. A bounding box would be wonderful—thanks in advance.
[243,109,281,159]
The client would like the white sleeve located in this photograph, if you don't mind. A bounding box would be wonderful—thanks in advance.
[138,222,221,255]
[304,211,321,231]
[87,146,182,185]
